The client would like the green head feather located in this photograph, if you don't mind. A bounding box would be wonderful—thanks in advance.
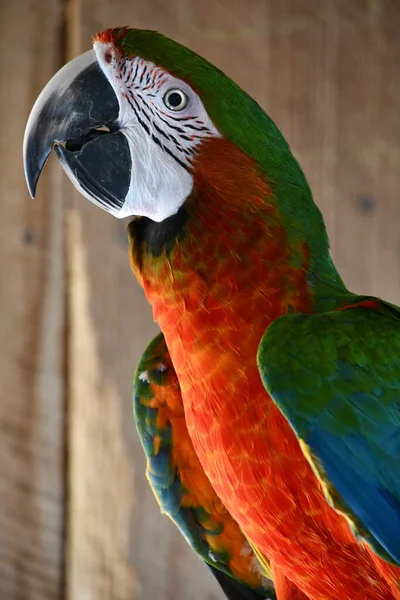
[98,27,346,300]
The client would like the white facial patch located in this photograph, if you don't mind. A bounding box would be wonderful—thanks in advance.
[93,41,221,222]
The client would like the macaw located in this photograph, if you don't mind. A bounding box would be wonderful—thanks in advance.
[23,26,400,600]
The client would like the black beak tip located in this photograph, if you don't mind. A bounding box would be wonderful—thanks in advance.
[23,129,51,199]
[24,163,38,199]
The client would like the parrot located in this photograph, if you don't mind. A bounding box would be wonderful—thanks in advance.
[23,26,400,600]
[21,27,306,600]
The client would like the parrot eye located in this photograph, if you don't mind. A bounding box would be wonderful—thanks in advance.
[163,88,189,111]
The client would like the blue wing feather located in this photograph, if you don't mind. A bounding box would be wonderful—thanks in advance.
[309,428,400,563]
[258,299,400,566]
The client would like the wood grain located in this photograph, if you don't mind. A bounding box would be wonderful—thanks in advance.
[0,0,65,598]
[5,1,398,600]
[264,0,400,302]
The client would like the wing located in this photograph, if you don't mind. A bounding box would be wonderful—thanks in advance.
[258,297,400,566]
[134,333,275,600]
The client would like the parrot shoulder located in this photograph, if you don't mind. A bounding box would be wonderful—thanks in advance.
[257,297,400,566]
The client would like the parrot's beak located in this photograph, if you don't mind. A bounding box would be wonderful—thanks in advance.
[23,49,132,216]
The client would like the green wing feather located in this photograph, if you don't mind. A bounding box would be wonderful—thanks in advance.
[258,297,400,566]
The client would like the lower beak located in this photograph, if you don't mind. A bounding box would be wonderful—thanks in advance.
[23,49,132,216]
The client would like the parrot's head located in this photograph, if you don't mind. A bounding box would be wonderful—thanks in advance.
[24,27,314,226]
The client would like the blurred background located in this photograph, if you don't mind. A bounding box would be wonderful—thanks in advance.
[1,0,399,599]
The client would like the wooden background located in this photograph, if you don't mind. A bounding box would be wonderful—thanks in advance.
[1,0,399,598]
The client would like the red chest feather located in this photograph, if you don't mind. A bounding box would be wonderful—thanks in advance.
[130,138,400,599]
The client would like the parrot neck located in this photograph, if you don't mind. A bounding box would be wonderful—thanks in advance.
[129,137,350,317]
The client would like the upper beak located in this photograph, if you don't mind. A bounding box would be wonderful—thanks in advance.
[23,49,132,215]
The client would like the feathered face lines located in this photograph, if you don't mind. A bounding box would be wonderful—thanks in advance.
[84,40,222,221]
[94,41,220,172]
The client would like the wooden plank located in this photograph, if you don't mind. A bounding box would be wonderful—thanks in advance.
[265,0,400,302]
[64,1,400,600]
[0,0,64,598]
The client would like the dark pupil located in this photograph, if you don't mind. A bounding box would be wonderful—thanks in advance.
[168,92,183,108]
